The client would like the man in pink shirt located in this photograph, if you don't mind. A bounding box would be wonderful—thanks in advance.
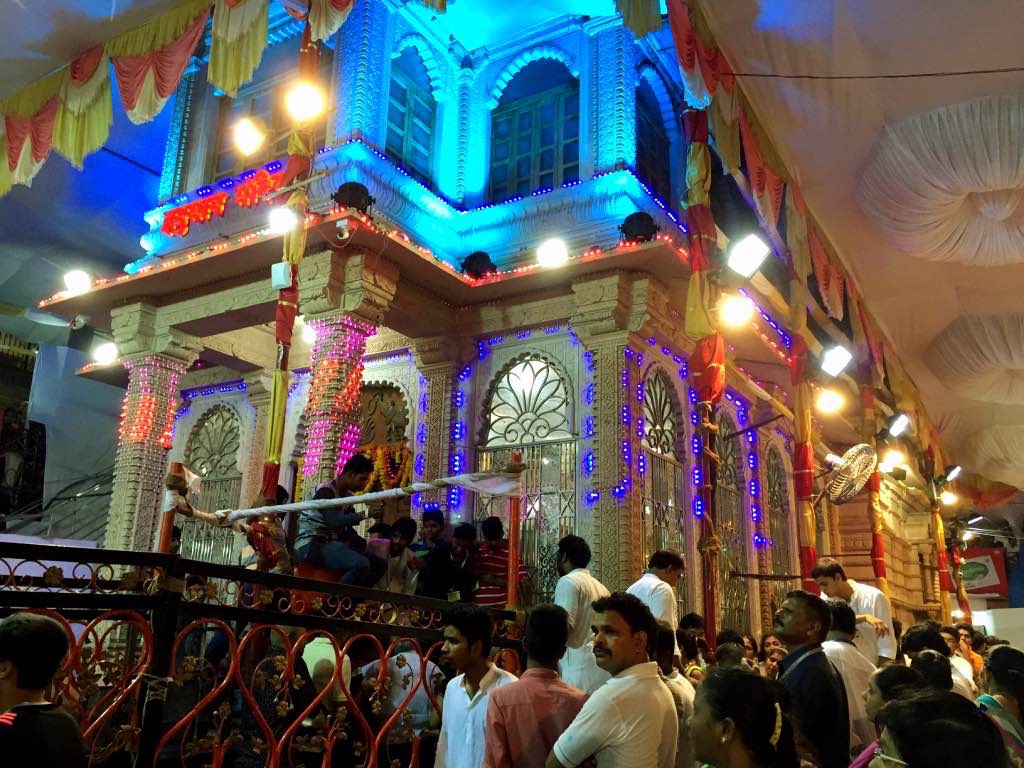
[484,604,587,768]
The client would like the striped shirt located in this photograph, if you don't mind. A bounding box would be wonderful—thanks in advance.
[473,540,527,608]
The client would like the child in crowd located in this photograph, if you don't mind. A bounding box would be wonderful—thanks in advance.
[366,516,419,594]
[413,508,452,600]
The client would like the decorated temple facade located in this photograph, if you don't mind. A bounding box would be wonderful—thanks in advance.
[38,2,946,634]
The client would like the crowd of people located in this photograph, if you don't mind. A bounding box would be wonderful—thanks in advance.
[6,456,1024,767]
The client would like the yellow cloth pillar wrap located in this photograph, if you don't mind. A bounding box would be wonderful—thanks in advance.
[208,0,269,98]
[615,0,663,37]
[932,505,953,623]
[264,369,289,466]
[283,188,309,265]
[685,136,711,206]
[794,380,817,550]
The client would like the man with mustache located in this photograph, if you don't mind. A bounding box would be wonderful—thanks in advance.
[546,592,677,768]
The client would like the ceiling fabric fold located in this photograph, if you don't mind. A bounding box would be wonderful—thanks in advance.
[927,314,1024,405]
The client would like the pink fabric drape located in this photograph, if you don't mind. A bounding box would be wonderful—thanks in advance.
[112,9,208,114]
[6,96,59,170]
[667,0,734,93]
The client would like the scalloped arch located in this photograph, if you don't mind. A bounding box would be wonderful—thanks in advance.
[486,46,579,109]
[392,33,446,101]
[637,61,680,139]
[478,350,576,447]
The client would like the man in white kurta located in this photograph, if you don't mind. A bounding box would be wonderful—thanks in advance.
[626,550,684,659]
[553,535,612,693]
[823,599,878,752]
[813,558,896,664]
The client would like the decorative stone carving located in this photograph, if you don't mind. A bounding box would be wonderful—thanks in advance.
[299,250,399,326]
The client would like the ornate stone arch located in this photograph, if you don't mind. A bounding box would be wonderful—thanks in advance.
[636,61,680,141]
[184,403,242,479]
[478,351,575,448]
[486,45,580,109]
[360,379,411,445]
[640,362,685,459]
[392,33,447,101]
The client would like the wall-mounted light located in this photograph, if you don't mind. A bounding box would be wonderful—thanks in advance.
[618,211,660,243]
[63,270,92,296]
[91,341,119,366]
[814,388,845,414]
[888,413,910,437]
[285,81,326,122]
[940,490,958,506]
[268,206,299,234]
[726,233,770,277]
[536,238,569,268]
[719,294,754,328]
[820,345,853,377]
[232,117,266,156]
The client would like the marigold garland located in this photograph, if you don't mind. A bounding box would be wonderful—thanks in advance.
[359,443,412,492]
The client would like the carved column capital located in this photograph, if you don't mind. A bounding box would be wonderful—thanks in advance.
[299,250,399,325]
[411,336,469,370]
[111,302,203,366]
[242,370,275,405]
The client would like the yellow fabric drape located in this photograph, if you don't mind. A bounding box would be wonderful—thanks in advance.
[0,70,64,117]
[309,0,356,43]
[106,0,211,57]
[53,54,112,169]
[931,506,953,623]
[615,0,663,37]
[264,369,289,466]
[209,0,270,98]
[282,188,309,265]
[709,96,741,174]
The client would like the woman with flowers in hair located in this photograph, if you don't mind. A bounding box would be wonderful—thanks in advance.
[689,667,799,768]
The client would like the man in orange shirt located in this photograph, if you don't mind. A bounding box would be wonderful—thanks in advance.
[484,604,586,768]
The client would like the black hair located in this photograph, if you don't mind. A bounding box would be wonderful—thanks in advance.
[392,516,418,542]
[422,509,445,528]
[892,618,903,645]
[872,664,926,702]
[481,516,504,541]
[939,625,958,638]
[368,522,392,537]
[677,628,699,661]
[985,644,1024,705]
[954,622,982,649]
[557,535,592,569]
[680,612,705,631]
[647,549,684,571]
[759,633,780,658]
[785,590,831,643]
[0,612,69,689]
[340,453,374,476]
[714,642,747,669]
[655,622,677,664]
[452,522,477,542]
[901,623,950,658]
[524,604,570,666]
[592,592,657,659]
[825,598,857,636]
[809,558,846,581]
[910,649,953,691]
[716,629,744,647]
[276,485,290,505]
[879,690,1007,768]
[701,668,800,768]
[445,604,494,657]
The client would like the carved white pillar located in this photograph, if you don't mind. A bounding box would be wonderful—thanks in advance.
[238,371,274,506]
[413,337,463,506]
[104,304,202,551]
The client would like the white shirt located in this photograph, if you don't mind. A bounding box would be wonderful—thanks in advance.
[823,639,877,750]
[553,661,678,768]
[436,664,517,768]
[847,579,897,662]
[626,572,679,657]
[662,670,696,768]
[554,568,612,694]
[950,654,976,687]
[951,666,976,700]
[361,653,442,741]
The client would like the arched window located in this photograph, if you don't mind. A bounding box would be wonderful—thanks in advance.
[716,411,749,632]
[489,59,580,202]
[386,48,437,186]
[477,353,575,604]
[636,79,671,203]
[765,445,797,612]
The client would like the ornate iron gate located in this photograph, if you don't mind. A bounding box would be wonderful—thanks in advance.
[717,412,749,632]
[765,446,798,612]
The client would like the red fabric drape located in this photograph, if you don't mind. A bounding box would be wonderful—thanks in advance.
[793,442,814,499]
[69,46,105,84]
[789,335,808,385]
[692,333,725,405]
[5,96,60,169]
[739,107,784,226]
[112,10,208,112]
[275,276,299,344]
[666,0,734,93]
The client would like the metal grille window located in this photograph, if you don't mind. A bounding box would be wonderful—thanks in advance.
[477,354,576,604]
[385,48,436,186]
[641,372,686,612]
[490,63,580,202]
[765,446,797,612]
[183,404,243,565]
[212,49,334,180]
[636,80,671,203]
[716,412,749,632]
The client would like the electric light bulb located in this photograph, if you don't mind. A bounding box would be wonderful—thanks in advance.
[940,490,958,506]
[63,270,92,296]
[301,323,317,344]
[719,294,754,328]
[883,448,906,467]
[536,238,569,268]
[727,233,770,277]
[268,206,299,234]
[821,345,853,377]
[946,465,962,482]
[888,413,911,437]
[285,81,326,123]
[92,342,119,366]
[815,388,845,414]
[232,117,266,156]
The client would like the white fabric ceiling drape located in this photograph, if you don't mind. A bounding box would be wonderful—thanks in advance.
[859,93,1024,266]
[927,314,1024,404]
